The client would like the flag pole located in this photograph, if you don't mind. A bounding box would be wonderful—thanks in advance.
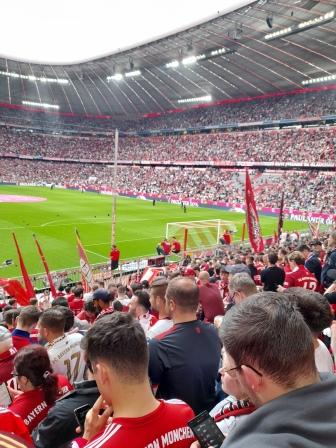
[111,128,119,247]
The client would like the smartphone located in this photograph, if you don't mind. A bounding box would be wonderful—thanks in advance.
[188,411,225,448]
[74,404,91,432]
[0,382,12,407]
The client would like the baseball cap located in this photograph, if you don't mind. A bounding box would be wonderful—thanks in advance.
[92,288,111,303]
[0,326,11,343]
[223,264,251,275]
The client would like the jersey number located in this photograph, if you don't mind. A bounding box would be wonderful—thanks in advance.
[64,352,81,381]
[302,281,317,291]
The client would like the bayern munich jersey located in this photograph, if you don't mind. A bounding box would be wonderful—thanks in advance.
[71,399,194,448]
[284,265,318,290]
[46,333,85,384]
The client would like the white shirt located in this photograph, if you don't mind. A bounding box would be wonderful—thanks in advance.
[146,318,174,340]
[315,339,334,373]
[46,333,85,384]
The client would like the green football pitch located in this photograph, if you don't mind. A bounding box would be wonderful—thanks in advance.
[0,185,310,278]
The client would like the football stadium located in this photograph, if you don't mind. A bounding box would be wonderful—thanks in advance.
[0,1,335,447]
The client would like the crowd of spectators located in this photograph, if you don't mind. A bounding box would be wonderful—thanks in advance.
[0,89,335,132]
[0,159,334,214]
[1,230,336,447]
[0,125,335,164]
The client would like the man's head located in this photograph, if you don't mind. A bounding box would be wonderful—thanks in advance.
[0,326,13,354]
[298,244,310,259]
[268,253,278,266]
[92,289,112,312]
[219,292,317,407]
[54,306,75,332]
[128,290,151,318]
[327,231,336,250]
[3,309,20,330]
[73,287,84,299]
[165,277,199,319]
[117,285,127,297]
[16,306,41,333]
[51,296,69,308]
[284,288,333,337]
[38,308,65,343]
[288,251,305,269]
[82,313,149,405]
[198,271,210,286]
[149,278,168,314]
[311,240,322,252]
[228,273,257,304]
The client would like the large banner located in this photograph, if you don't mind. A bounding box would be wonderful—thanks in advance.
[33,234,57,298]
[76,229,94,292]
[245,170,264,253]
[12,233,35,299]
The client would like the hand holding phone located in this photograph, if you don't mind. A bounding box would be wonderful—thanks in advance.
[74,404,91,432]
[188,411,225,448]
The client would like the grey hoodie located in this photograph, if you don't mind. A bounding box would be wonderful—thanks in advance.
[223,374,336,447]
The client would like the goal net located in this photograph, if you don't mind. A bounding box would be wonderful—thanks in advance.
[166,219,237,251]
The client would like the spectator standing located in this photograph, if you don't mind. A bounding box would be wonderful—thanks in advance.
[219,292,336,447]
[72,313,195,448]
[148,277,221,414]
[110,245,120,271]
[260,253,285,292]
[147,278,173,339]
[129,290,158,333]
[92,289,114,319]
[282,251,318,291]
[321,232,336,288]
[198,271,225,323]
[11,306,41,351]
[38,309,85,384]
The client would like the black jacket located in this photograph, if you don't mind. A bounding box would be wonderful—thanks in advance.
[33,380,99,448]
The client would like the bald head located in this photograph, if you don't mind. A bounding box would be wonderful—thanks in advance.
[166,277,199,312]
[198,271,210,285]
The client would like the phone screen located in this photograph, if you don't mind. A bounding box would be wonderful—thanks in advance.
[74,404,91,431]
[0,383,12,407]
[188,411,225,448]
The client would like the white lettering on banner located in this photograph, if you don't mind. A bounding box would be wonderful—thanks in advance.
[24,400,48,425]
[288,214,334,225]
[144,427,193,448]
[168,199,199,207]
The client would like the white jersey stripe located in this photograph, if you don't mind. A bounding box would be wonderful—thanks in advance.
[86,423,122,448]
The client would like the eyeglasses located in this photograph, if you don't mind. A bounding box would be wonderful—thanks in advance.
[221,364,262,377]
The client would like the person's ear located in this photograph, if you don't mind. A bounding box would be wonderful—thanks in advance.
[95,363,109,385]
[240,365,262,392]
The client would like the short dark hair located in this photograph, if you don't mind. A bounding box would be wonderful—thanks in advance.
[166,277,199,312]
[39,308,65,333]
[298,244,310,253]
[74,287,84,298]
[51,297,69,308]
[150,278,168,301]
[17,306,41,327]
[285,288,333,334]
[82,313,148,382]
[54,306,75,332]
[219,292,316,388]
[117,285,126,295]
[268,253,278,265]
[130,283,142,293]
[134,290,151,312]
[4,309,20,326]
[113,300,123,312]
[8,299,17,306]
[84,300,96,314]
[29,298,38,306]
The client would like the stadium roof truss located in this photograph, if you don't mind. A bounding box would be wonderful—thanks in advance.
[0,0,335,117]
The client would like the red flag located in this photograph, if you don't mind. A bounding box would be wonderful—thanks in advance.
[245,170,264,253]
[0,278,30,306]
[76,229,94,292]
[12,233,35,299]
[277,192,285,243]
[33,234,57,298]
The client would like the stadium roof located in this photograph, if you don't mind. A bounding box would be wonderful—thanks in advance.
[0,0,335,118]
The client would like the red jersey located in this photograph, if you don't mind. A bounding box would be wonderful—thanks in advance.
[9,375,72,432]
[199,283,225,323]
[72,399,194,448]
[110,249,120,262]
[172,241,181,252]
[223,233,231,245]
[0,408,33,445]
[138,312,158,333]
[162,241,171,255]
[69,299,84,315]
[284,265,318,290]
[77,310,96,324]
[0,347,17,383]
